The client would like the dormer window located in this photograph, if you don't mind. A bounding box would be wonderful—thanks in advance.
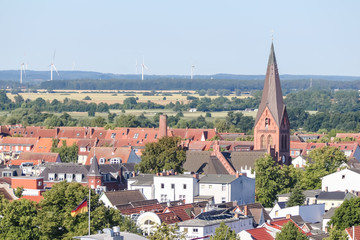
[76,133,80,137]
[58,173,65,181]
[154,134,158,139]
[133,133,139,139]
[48,173,55,181]
[111,133,116,139]
[66,174,73,182]
[144,133,148,139]
[99,158,105,164]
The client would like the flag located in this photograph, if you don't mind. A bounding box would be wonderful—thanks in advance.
[71,198,88,217]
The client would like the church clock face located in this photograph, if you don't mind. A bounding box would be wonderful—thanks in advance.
[282,155,286,164]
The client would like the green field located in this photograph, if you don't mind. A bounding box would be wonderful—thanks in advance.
[8,90,251,105]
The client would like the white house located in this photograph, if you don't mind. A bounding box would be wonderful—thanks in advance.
[321,168,360,193]
[198,174,255,204]
[127,174,155,200]
[269,203,325,223]
[316,191,356,211]
[291,155,307,168]
[177,210,253,240]
[153,174,199,204]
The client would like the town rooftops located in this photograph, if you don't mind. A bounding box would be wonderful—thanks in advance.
[177,215,241,227]
[323,207,337,219]
[345,225,360,240]
[244,227,273,240]
[129,174,155,186]
[277,189,321,198]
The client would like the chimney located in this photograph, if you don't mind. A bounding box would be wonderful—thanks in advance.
[193,173,199,179]
[132,171,136,177]
[244,205,248,216]
[236,171,240,178]
[286,214,291,219]
[159,115,168,138]
[213,141,220,153]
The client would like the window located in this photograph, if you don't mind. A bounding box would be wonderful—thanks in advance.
[99,158,105,164]
[193,228,198,233]
[76,174,82,182]
[221,197,226,203]
[154,134,158,139]
[58,173,65,181]
[160,194,167,202]
[111,133,116,139]
[222,184,226,191]
[144,133,148,139]
[260,135,266,149]
[49,173,55,181]
[66,174,73,182]
[342,175,345,179]
[161,183,165,189]
[144,220,155,225]
[76,133,80,137]
[179,195,186,201]
[38,181,42,187]
[133,133,139,139]
[110,158,121,164]
[183,184,187,189]
[171,184,175,189]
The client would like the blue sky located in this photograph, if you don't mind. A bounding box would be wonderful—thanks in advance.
[1,0,359,76]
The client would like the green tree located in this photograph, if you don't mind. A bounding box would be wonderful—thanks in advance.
[135,136,186,174]
[275,221,307,240]
[149,222,183,240]
[255,155,301,207]
[328,197,360,231]
[325,226,348,240]
[51,140,79,163]
[286,184,305,207]
[0,198,40,240]
[210,222,239,240]
[36,181,140,239]
[14,186,24,198]
[301,146,347,190]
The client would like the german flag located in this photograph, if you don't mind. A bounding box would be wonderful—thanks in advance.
[71,198,88,217]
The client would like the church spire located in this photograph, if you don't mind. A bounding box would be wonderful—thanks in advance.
[255,42,285,127]
[88,150,101,176]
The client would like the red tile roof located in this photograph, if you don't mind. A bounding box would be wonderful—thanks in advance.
[11,152,60,165]
[85,146,132,165]
[163,204,194,221]
[57,127,87,138]
[157,212,181,224]
[345,225,360,240]
[33,138,53,153]
[245,227,273,240]
[0,137,38,146]
[119,203,164,215]
[21,195,44,203]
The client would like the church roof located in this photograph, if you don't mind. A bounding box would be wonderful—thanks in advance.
[255,42,285,127]
[88,154,101,176]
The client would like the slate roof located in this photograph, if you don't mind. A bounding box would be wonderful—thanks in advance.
[40,162,89,182]
[278,189,321,198]
[184,151,229,174]
[88,154,101,176]
[323,207,337,219]
[255,42,285,127]
[317,191,356,200]
[199,174,238,184]
[229,150,267,170]
[102,190,146,206]
[129,174,155,186]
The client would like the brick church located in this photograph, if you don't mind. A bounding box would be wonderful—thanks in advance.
[253,42,291,165]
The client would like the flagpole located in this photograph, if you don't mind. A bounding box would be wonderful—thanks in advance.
[88,188,91,235]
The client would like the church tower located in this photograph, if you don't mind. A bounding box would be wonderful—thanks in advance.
[254,42,290,164]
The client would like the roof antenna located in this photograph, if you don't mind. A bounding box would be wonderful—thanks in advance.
[271,30,274,42]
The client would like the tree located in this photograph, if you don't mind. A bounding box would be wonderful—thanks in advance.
[210,222,239,240]
[328,197,360,231]
[0,198,40,240]
[286,184,305,207]
[36,181,140,239]
[14,186,24,198]
[255,155,302,208]
[51,140,79,163]
[135,136,186,174]
[275,221,307,240]
[149,222,183,240]
[301,146,347,190]
[325,226,348,240]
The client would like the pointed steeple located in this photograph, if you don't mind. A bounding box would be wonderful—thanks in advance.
[255,42,285,127]
[88,150,101,176]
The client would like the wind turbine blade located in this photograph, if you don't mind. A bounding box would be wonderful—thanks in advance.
[53,65,60,76]
[144,65,148,70]
[53,50,56,61]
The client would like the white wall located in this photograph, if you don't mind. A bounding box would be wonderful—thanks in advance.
[270,204,325,223]
[127,178,154,200]
[199,176,255,205]
[322,169,360,192]
[154,175,198,203]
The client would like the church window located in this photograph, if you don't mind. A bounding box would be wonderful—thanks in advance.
[265,118,270,128]
[267,135,273,147]
[260,135,266,149]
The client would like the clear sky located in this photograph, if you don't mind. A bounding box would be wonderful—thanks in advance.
[1,0,359,76]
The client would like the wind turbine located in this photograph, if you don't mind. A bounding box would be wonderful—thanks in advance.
[20,62,26,84]
[49,51,60,81]
[191,65,195,80]
[141,57,148,81]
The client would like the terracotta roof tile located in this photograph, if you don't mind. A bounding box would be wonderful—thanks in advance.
[33,138,53,153]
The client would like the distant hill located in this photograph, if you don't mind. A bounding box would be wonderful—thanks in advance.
[0,70,359,83]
